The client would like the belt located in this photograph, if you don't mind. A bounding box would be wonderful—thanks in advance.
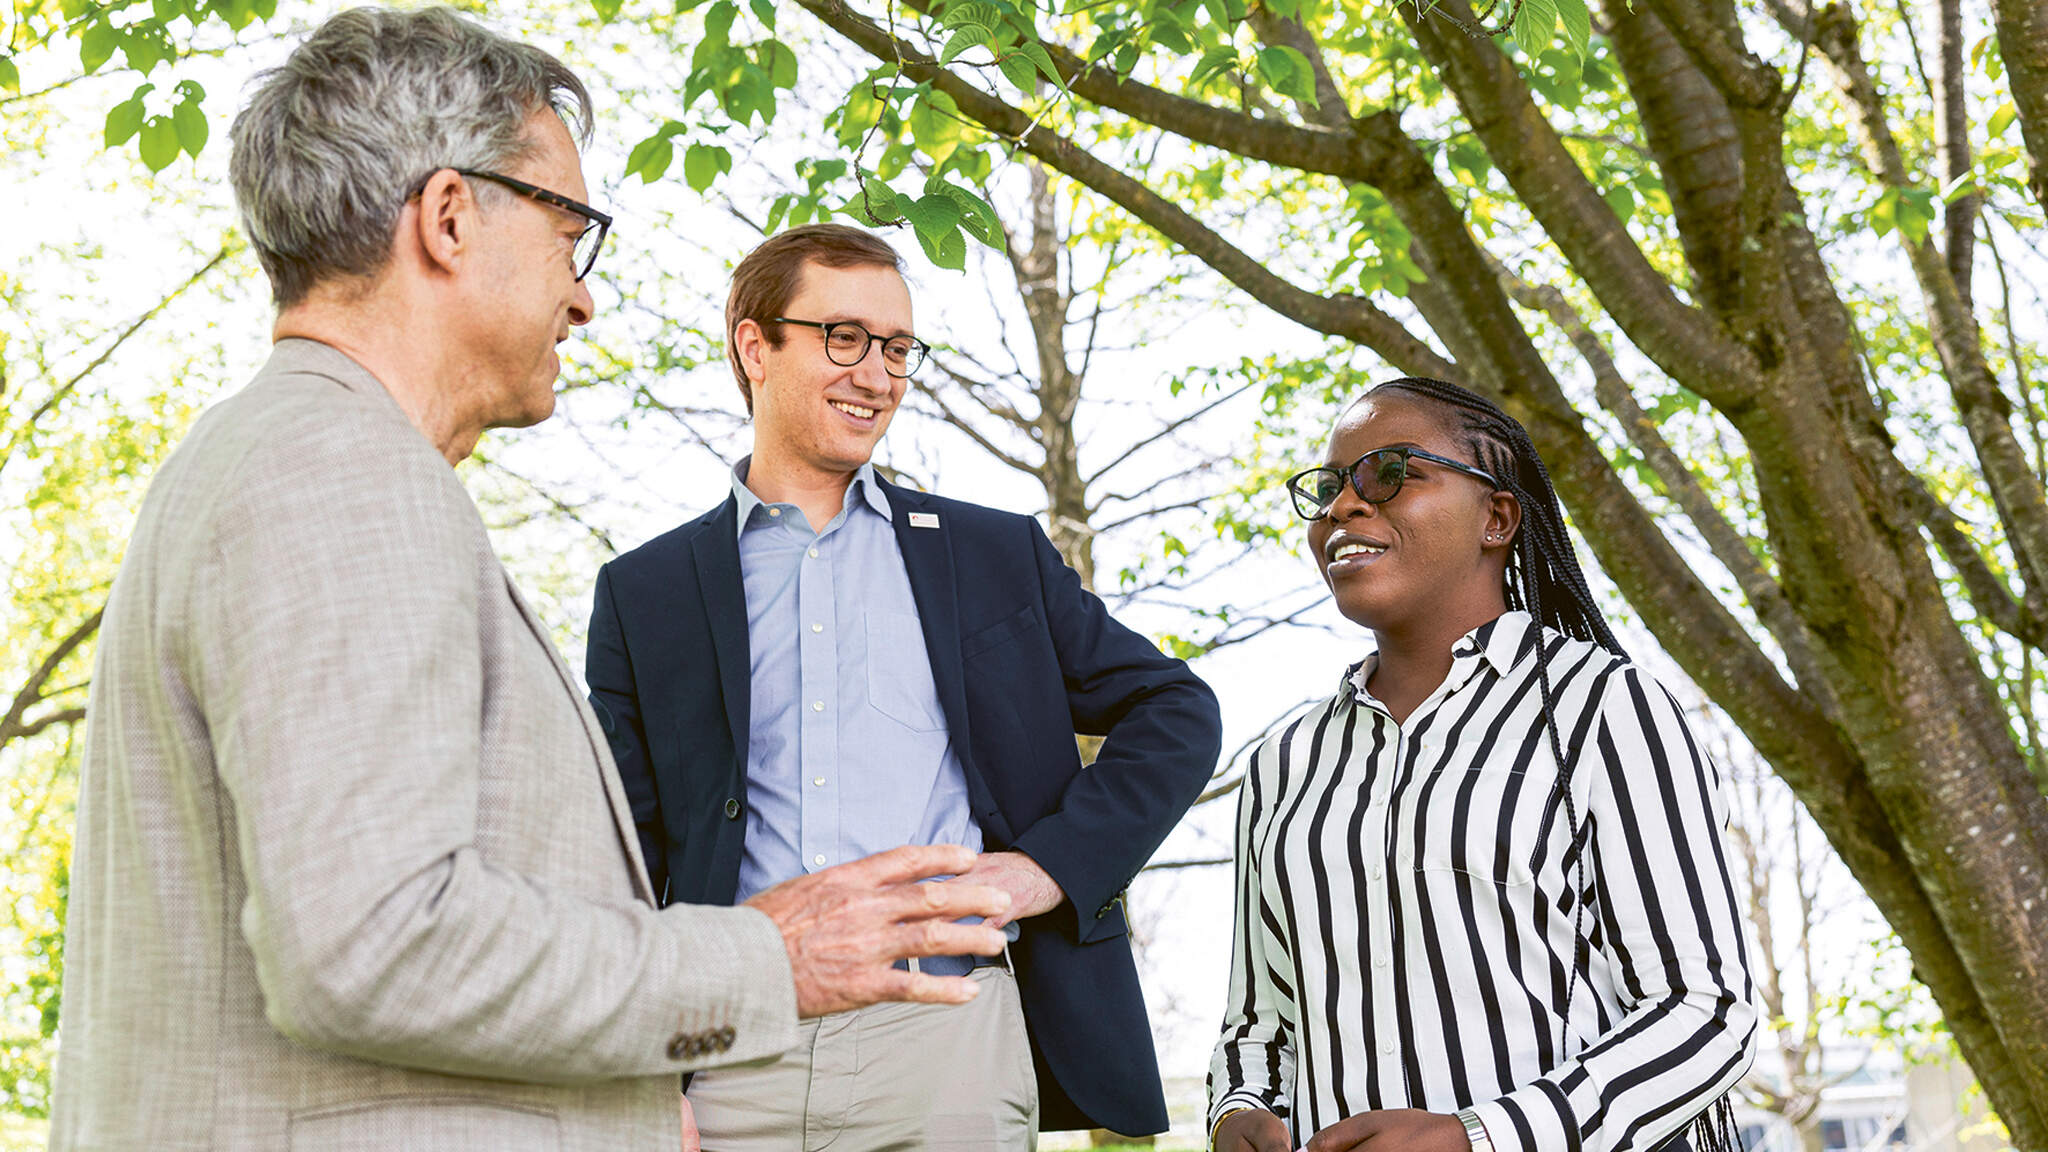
[892,941,1013,978]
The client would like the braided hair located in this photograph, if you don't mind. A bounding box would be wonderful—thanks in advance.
[1366,377,1741,1152]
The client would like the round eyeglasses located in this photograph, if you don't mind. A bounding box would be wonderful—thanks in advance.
[1286,446,1501,520]
[772,318,929,378]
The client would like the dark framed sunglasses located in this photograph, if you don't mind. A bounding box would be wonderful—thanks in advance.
[772,318,929,377]
[454,168,612,281]
[1286,446,1501,521]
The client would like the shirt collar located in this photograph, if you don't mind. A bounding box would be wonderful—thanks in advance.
[1344,609,1541,702]
[730,456,892,540]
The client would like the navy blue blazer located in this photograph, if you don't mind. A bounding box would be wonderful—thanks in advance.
[585,477,1222,1135]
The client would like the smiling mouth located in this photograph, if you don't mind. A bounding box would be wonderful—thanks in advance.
[830,400,878,420]
[1328,541,1387,562]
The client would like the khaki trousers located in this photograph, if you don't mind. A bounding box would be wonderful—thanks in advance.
[689,966,1038,1152]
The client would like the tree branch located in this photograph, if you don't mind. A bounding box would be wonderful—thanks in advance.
[4,243,236,477]
[1086,381,1251,484]
[1991,0,2048,214]
[0,607,104,748]
[1492,260,1839,709]
[1810,0,2048,612]
[1401,0,1763,405]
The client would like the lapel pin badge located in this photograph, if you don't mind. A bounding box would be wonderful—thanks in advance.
[908,511,941,529]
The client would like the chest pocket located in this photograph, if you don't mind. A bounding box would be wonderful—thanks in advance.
[1407,736,1553,888]
[865,611,947,732]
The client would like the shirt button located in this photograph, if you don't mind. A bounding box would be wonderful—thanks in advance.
[811,622,824,633]
[768,507,781,517]
[1381,1040,1396,1055]
[724,798,741,819]
[807,547,819,558]
[812,777,826,787]
[1374,954,1389,968]
[812,854,827,867]
[812,700,825,712]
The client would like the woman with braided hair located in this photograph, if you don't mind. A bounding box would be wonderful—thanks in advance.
[1208,377,1756,1152]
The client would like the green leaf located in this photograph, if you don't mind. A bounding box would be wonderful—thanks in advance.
[1989,101,2017,139]
[1014,42,1064,89]
[1604,183,1635,222]
[120,25,172,75]
[590,0,625,20]
[704,1,739,46]
[1895,187,1936,244]
[172,98,208,156]
[915,222,968,270]
[104,94,148,147]
[941,24,991,64]
[749,0,778,27]
[998,52,1039,91]
[80,20,119,74]
[138,115,181,171]
[909,94,966,164]
[936,182,1003,247]
[683,143,732,192]
[1868,186,1898,237]
[940,1,1001,33]
[1556,0,1591,61]
[903,192,963,240]
[0,57,17,93]
[1512,0,1558,58]
[761,40,798,88]
[625,133,674,182]
[1255,45,1316,105]
[1189,46,1238,87]
[854,177,902,222]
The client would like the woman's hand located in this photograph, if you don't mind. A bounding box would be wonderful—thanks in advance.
[1214,1107,1291,1152]
[1303,1108,1470,1152]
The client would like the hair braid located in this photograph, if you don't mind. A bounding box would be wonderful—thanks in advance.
[1363,378,1741,1152]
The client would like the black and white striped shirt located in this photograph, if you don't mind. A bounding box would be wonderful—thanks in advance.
[1208,611,1756,1151]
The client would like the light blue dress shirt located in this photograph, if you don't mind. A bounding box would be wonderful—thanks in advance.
[729,459,981,903]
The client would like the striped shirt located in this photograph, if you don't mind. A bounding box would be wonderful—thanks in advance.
[1208,611,1756,1151]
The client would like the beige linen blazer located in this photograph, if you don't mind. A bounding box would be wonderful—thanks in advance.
[50,339,797,1151]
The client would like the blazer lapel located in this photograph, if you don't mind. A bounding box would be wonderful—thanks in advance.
[882,480,974,763]
[497,568,656,906]
[691,498,752,760]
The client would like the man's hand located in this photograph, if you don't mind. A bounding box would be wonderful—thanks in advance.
[678,1094,699,1152]
[1303,1109,1469,1152]
[944,851,1065,930]
[743,843,1009,1018]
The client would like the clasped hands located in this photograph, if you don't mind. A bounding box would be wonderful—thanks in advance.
[1216,1106,1470,1152]
[741,845,1063,1019]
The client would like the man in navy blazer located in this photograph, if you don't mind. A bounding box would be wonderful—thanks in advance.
[585,224,1222,1146]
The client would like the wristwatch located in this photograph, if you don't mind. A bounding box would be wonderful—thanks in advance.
[1456,1108,1496,1152]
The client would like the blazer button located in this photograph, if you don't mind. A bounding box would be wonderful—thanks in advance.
[725,798,741,820]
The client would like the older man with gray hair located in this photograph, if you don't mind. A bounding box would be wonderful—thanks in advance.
[49,8,1007,1150]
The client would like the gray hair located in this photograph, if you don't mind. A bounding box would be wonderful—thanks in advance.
[228,6,595,309]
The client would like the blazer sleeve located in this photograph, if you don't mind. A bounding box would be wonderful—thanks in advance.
[197,416,795,1083]
[1005,517,1223,943]
[1468,667,1758,1152]
[587,562,668,903]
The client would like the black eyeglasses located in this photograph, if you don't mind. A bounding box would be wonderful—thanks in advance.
[454,169,612,281]
[772,318,929,378]
[1287,446,1501,520]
